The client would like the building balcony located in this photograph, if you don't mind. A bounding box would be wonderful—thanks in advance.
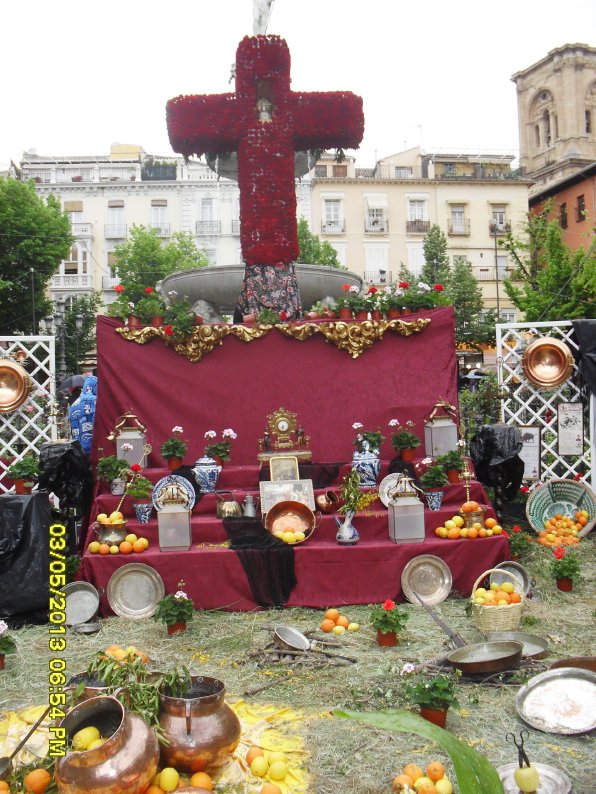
[196,220,222,236]
[489,221,511,236]
[406,219,430,234]
[474,267,512,282]
[104,224,128,238]
[102,275,120,290]
[141,165,177,181]
[448,219,470,236]
[50,274,93,290]
[231,219,241,234]
[321,220,345,234]
[365,220,389,234]
[149,223,171,237]
[72,222,93,236]
[365,270,392,285]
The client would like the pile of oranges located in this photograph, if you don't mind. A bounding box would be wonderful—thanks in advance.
[319,608,360,636]
[536,511,587,547]
[434,515,503,540]
[472,581,522,608]
[88,533,149,555]
[103,643,149,663]
[392,760,453,793]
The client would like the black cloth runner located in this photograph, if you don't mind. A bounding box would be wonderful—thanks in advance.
[222,517,297,608]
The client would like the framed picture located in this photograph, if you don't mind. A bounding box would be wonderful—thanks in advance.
[259,479,315,513]
[269,455,299,482]
[557,402,584,456]
[518,425,541,480]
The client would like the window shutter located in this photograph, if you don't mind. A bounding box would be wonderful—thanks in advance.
[151,199,167,206]
[64,201,83,212]
[108,200,124,208]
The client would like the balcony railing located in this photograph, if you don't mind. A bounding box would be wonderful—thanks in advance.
[406,219,430,234]
[365,220,389,233]
[448,219,470,236]
[102,275,120,290]
[195,220,222,236]
[72,222,92,236]
[149,224,171,237]
[104,224,128,238]
[141,165,177,181]
[231,219,241,234]
[489,221,511,236]
[365,270,392,285]
[50,274,93,290]
[474,267,512,282]
[321,220,345,234]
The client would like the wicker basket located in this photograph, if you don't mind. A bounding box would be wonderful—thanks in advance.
[470,568,524,633]
[526,479,596,538]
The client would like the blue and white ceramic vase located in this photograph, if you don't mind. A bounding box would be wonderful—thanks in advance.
[192,456,222,493]
[424,489,444,511]
[334,510,360,545]
[352,445,381,487]
[134,501,153,523]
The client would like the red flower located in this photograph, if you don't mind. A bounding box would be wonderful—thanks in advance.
[164,324,174,336]
[520,485,529,493]
[512,524,521,533]
[433,283,444,292]
[553,547,566,559]
[367,286,378,294]
[383,599,396,610]
[279,311,288,321]
[398,281,409,289]
[114,284,125,293]
[501,530,509,538]
[144,287,154,294]
[130,464,142,472]
[573,473,582,481]
[342,284,351,291]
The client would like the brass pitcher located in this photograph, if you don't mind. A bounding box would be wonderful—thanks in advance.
[158,676,241,774]
[215,490,242,519]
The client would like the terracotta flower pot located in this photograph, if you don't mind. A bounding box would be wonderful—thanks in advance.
[338,307,353,321]
[212,455,225,467]
[150,316,164,328]
[400,447,417,462]
[194,314,204,325]
[420,707,448,728]
[167,456,184,471]
[14,479,32,495]
[354,310,369,321]
[167,621,187,635]
[376,629,397,647]
[128,315,143,329]
[324,309,337,320]
[387,308,401,319]
[371,310,383,322]
[556,577,573,592]
[446,469,460,484]
[0,654,5,671]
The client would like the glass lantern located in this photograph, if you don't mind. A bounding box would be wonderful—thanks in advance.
[157,482,192,551]
[424,399,458,458]
[388,474,425,544]
[108,412,149,468]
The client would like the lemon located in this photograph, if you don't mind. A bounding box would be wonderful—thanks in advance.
[125,533,138,544]
[72,725,100,751]
[435,778,453,794]
[475,587,487,597]
[347,622,360,631]
[295,531,306,541]
[88,541,100,554]
[96,513,108,523]
[414,777,434,791]
[332,625,346,635]
[452,515,464,527]
[138,537,149,549]
[282,532,294,543]
[250,756,269,777]
[500,582,514,593]
[268,760,289,780]
[444,520,456,530]
[159,767,180,791]
[110,510,124,521]
[268,751,288,763]
[109,545,119,554]
[86,737,105,750]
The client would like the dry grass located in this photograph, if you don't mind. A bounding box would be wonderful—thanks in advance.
[1,535,595,793]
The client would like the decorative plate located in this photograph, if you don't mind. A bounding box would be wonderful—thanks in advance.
[61,582,100,626]
[516,667,596,734]
[152,474,196,512]
[497,762,571,794]
[401,555,453,606]
[378,473,402,507]
[106,563,165,619]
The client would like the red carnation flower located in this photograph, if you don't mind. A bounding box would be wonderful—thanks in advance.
[342,284,351,291]
[367,286,378,294]
[279,311,288,321]
[512,524,521,533]
[130,464,142,472]
[164,324,174,336]
[144,287,154,294]
[114,284,125,293]
[398,281,409,289]
[433,283,444,292]
[553,547,566,559]
[383,599,396,610]
[520,485,529,493]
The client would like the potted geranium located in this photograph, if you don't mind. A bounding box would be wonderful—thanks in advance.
[419,464,449,510]
[8,452,39,494]
[436,450,465,484]
[380,285,406,319]
[305,301,326,320]
[154,586,195,635]
[504,524,533,560]
[257,308,286,325]
[0,620,16,670]
[164,300,199,334]
[352,423,385,454]
[402,670,460,728]
[364,286,383,321]
[126,469,154,524]
[388,419,421,462]
[549,547,580,592]
[369,599,409,647]
[160,426,188,470]
[204,428,237,465]
[135,289,167,327]
[97,455,129,495]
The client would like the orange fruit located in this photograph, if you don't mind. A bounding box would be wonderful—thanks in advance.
[467,527,478,539]
[189,771,213,790]
[392,773,414,791]
[119,541,133,554]
[434,527,443,537]
[416,783,437,794]
[145,787,165,794]
[320,619,336,632]
[478,528,488,538]
[509,592,522,603]
[0,782,10,792]
[325,608,340,622]
[260,785,283,794]
[426,762,445,782]
[246,746,265,765]
[132,539,145,552]
[98,543,110,555]
[23,769,52,794]
[403,764,423,782]
[461,500,479,513]
[484,517,497,529]
[336,615,349,628]
[447,528,460,539]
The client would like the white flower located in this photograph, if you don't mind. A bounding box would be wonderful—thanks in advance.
[348,285,359,294]
[121,443,133,452]
[388,419,399,428]
[222,428,237,439]
[394,288,404,297]
[168,290,178,298]
[174,591,188,600]
[356,433,363,442]
[204,430,217,439]
[400,663,415,675]
[0,620,8,635]
[172,426,184,434]
[352,422,363,430]
[406,420,415,428]
[417,281,431,292]
[128,302,135,310]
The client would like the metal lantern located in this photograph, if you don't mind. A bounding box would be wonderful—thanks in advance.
[108,412,149,469]
[388,474,425,544]
[424,399,459,458]
[157,482,192,551]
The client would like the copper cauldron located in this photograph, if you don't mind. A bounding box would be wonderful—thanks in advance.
[55,695,159,794]
[158,676,241,774]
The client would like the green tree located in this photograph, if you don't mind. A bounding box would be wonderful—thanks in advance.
[502,213,596,320]
[421,224,451,286]
[113,226,209,301]
[62,292,103,375]
[397,263,415,284]
[0,178,73,333]
[447,256,497,345]
[296,218,344,268]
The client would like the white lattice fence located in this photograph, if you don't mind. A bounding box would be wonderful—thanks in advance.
[0,336,56,493]
[496,321,594,489]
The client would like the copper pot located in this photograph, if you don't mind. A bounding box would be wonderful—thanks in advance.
[521,337,574,388]
[158,676,240,774]
[315,490,340,514]
[55,695,159,794]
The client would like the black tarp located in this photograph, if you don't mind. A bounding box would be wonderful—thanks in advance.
[572,319,596,396]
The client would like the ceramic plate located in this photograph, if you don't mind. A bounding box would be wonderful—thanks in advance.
[106,563,165,619]
[516,667,596,734]
[152,474,196,512]
[497,762,571,794]
[401,555,453,606]
[378,473,402,507]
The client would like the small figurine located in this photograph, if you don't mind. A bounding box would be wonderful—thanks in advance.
[296,426,306,448]
[262,430,271,451]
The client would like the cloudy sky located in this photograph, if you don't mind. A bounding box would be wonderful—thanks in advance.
[2,0,595,167]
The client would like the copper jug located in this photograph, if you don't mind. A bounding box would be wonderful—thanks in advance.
[55,695,159,794]
[158,676,241,774]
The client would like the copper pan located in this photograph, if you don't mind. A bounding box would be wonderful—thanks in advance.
[521,337,574,388]
[0,359,33,413]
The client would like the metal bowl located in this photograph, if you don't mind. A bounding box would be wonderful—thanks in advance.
[485,631,549,659]
[447,641,523,675]
[0,359,33,413]
[264,500,317,543]
[521,337,574,388]
[61,582,100,626]
[490,561,532,596]
[273,625,310,651]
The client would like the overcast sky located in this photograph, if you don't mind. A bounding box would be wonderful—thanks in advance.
[2,0,595,168]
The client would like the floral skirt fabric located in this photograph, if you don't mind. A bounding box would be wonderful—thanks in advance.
[235,264,302,320]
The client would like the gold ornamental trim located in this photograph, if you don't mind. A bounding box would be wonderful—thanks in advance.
[116,317,430,362]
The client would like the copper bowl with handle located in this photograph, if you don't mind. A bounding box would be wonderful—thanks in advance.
[521,337,574,388]
[0,359,33,413]
[264,500,320,544]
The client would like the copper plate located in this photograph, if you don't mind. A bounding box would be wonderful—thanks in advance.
[264,500,316,543]
[107,563,165,618]
[498,762,571,794]
[521,337,574,388]
[401,555,452,605]
[0,359,33,413]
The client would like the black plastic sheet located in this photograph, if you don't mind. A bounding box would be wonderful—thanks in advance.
[38,441,93,515]
[470,424,524,504]
[572,319,596,396]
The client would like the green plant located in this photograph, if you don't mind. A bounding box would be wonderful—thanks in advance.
[307,301,326,316]
[0,620,16,655]
[204,428,237,460]
[369,599,409,634]
[352,422,385,452]
[154,588,195,626]
[159,666,193,698]
[97,455,129,483]
[164,299,196,334]
[402,671,460,710]
[338,468,379,513]
[505,524,534,557]
[134,292,167,323]
[549,547,580,583]
[107,296,131,321]
[7,452,39,481]
[388,419,421,451]
[126,474,153,501]
[419,464,449,490]
[436,449,464,472]
[160,426,187,459]
[257,307,287,324]
[65,555,81,584]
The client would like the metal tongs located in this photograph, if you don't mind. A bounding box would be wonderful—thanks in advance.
[506,730,531,768]
[412,590,467,649]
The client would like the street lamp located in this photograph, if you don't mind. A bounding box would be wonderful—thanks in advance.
[42,299,84,381]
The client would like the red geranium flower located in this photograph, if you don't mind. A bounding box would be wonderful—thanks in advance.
[164,324,174,336]
[383,599,396,610]
[114,284,125,293]
[573,473,582,481]
[342,284,351,291]
[398,281,409,289]
[553,547,566,559]
[130,464,142,472]
[144,287,154,294]
[433,283,444,292]
[367,286,378,294]
[512,524,521,533]
[520,485,529,493]
[279,311,288,321]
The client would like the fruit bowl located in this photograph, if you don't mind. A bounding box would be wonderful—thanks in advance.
[526,479,596,538]
[264,500,319,544]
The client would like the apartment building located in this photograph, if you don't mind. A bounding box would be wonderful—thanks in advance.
[312,148,531,320]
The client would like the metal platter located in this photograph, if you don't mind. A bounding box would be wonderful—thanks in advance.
[485,631,549,659]
[106,563,165,619]
[264,500,316,543]
[516,667,596,735]
[152,474,196,512]
[401,555,452,606]
[549,656,596,674]
[521,337,574,388]
[378,473,402,507]
[491,561,532,596]
[61,582,100,626]
[0,359,33,413]
[497,762,571,794]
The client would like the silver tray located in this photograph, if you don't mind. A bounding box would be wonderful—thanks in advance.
[516,667,596,735]
[491,561,532,596]
[61,582,100,626]
[498,762,571,794]
[485,631,549,659]
[378,473,402,507]
[401,554,452,606]
[106,563,165,619]
[152,474,196,512]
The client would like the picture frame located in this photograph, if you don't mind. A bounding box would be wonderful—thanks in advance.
[269,455,299,482]
[518,425,541,480]
[259,479,315,513]
[557,402,584,456]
